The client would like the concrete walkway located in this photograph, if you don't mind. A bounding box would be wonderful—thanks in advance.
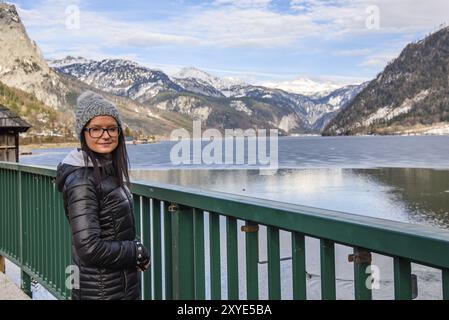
[0,272,31,300]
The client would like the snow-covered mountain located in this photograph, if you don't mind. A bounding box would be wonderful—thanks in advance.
[54,59,183,102]
[222,82,369,129]
[174,67,244,91]
[171,76,225,98]
[172,70,365,127]
[48,56,94,68]
[315,83,369,110]
[51,56,365,133]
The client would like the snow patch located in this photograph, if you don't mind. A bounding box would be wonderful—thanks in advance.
[362,106,392,126]
[328,95,343,107]
[230,100,252,115]
[421,124,449,135]
[362,90,430,126]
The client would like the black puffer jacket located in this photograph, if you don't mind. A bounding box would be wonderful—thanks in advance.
[55,148,141,300]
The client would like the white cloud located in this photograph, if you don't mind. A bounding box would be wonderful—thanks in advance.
[333,49,373,57]
[16,0,449,52]
[17,2,200,48]
[261,74,369,94]
[290,0,449,33]
[11,0,449,83]
[17,1,323,50]
[312,74,370,85]
[175,7,321,47]
[213,0,272,8]
[359,51,400,68]
[262,77,344,95]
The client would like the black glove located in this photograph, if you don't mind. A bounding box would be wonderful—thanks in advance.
[134,240,150,271]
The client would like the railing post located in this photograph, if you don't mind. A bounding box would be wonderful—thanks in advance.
[164,201,173,300]
[320,239,336,300]
[394,257,412,300]
[209,212,221,299]
[141,197,152,300]
[267,226,281,300]
[193,208,205,300]
[152,199,163,299]
[21,270,32,297]
[351,247,372,300]
[226,216,238,300]
[442,269,449,300]
[243,221,259,300]
[292,233,307,300]
[18,168,24,272]
[170,203,195,299]
[133,194,145,300]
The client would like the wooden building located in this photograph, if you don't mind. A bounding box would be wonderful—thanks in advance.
[0,104,31,162]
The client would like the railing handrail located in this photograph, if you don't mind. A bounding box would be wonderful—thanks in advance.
[131,179,449,269]
[2,161,449,271]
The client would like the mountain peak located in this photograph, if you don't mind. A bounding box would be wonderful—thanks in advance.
[0,1,70,109]
[0,2,20,24]
[174,67,244,89]
[48,55,93,68]
[98,58,142,68]
[53,57,182,101]
[175,67,215,80]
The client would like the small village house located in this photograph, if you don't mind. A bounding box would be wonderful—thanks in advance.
[0,104,31,162]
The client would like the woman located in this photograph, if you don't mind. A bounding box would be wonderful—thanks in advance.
[55,91,150,300]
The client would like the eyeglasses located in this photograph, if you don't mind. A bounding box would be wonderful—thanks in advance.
[84,126,121,139]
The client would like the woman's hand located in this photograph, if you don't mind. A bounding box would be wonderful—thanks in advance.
[137,261,150,272]
[134,240,150,271]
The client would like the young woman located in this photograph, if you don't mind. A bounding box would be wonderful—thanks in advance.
[56,91,150,300]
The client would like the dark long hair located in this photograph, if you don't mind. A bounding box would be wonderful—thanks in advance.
[80,125,130,188]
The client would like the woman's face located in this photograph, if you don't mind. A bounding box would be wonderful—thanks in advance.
[83,115,120,154]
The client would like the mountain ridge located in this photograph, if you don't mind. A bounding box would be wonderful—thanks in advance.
[51,56,365,133]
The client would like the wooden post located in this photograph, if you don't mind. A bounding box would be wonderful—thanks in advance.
[0,256,5,273]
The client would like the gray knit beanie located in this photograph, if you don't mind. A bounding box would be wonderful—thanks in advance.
[75,91,122,138]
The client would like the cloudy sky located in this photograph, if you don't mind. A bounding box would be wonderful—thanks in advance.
[10,0,449,86]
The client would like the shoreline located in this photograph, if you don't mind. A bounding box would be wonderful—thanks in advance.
[19,141,80,153]
[18,139,160,154]
[16,133,449,154]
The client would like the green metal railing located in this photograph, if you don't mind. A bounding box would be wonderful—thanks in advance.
[1,161,449,300]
